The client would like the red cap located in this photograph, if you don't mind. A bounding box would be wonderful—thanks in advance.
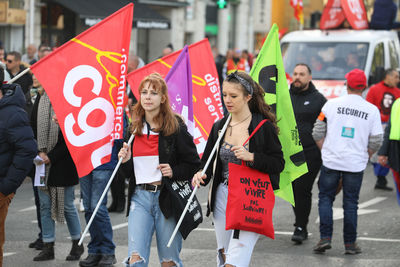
[345,69,367,90]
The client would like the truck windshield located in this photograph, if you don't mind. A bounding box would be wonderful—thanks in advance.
[281,42,369,80]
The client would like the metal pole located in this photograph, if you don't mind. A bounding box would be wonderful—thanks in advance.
[167,114,231,247]
[78,134,135,246]
[7,67,31,84]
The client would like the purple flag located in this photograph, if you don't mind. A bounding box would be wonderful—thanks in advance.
[165,45,194,134]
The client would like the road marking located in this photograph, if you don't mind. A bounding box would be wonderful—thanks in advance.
[81,223,400,243]
[19,205,36,212]
[4,252,16,257]
[315,196,387,223]
[113,222,128,230]
[358,237,400,242]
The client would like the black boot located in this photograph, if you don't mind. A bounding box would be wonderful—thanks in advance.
[33,242,54,261]
[66,239,84,261]
[29,238,43,250]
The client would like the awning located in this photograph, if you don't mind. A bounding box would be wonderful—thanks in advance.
[51,0,170,29]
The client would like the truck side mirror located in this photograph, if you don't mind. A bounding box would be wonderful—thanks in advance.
[369,66,385,86]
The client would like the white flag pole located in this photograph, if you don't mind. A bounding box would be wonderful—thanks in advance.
[78,133,134,246]
[167,114,231,247]
[7,67,31,84]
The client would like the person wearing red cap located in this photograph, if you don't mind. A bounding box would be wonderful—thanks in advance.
[311,69,383,255]
[366,68,400,191]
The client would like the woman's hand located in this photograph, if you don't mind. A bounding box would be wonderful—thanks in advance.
[38,152,50,164]
[158,163,173,178]
[231,146,254,162]
[192,171,206,188]
[378,155,388,167]
[118,142,131,163]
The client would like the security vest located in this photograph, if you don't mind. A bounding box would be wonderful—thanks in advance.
[226,58,246,75]
[389,98,400,140]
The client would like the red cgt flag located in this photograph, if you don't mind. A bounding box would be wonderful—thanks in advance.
[127,39,224,156]
[31,4,133,177]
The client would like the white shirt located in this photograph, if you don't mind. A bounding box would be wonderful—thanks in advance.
[320,94,382,172]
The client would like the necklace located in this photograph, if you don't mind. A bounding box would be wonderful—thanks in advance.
[227,114,251,136]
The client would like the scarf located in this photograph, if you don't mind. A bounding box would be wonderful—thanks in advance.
[37,92,65,223]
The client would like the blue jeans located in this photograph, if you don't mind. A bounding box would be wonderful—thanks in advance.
[80,170,115,255]
[318,165,363,244]
[125,188,182,267]
[38,186,81,243]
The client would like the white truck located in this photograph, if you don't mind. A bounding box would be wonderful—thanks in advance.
[281,29,400,98]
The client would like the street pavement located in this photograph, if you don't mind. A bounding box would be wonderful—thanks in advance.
[3,163,400,266]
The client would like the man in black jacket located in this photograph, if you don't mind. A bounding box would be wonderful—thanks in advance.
[290,63,326,244]
[6,51,33,116]
[0,67,37,265]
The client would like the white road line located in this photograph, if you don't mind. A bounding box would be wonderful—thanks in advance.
[113,222,128,230]
[358,237,400,242]
[315,196,387,223]
[4,252,16,257]
[358,197,387,208]
[19,206,36,212]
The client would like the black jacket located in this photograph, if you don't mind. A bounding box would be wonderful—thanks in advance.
[201,113,285,216]
[47,130,79,187]
[7,66,34,116]
[290,82,326,155]
[125,117,201,218]
[0,84,36,195]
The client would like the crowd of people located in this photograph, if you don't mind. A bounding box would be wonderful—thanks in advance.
[0,40,399,267]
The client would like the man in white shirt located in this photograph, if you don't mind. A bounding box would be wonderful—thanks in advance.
[312,69,383,255]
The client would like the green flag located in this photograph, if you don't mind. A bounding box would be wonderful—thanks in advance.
[250,24,308,206]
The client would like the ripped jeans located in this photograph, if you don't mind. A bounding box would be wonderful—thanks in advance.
[125,188,183,267]
[213,184,259,267]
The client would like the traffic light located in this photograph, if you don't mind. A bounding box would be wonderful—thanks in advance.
[216,0,228,9]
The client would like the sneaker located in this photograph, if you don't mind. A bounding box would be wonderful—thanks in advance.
[345,243,362,255]
[313,238,332,253]
[291,227,308,244]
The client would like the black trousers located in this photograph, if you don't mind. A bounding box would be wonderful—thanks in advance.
[292,149,322,229]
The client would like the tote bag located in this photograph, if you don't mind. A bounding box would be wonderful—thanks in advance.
[225,119,275,239]
[164,179,203,239]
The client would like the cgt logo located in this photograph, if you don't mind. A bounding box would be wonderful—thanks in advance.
[62,39,127,167]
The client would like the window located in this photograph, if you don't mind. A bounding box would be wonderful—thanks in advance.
[370,42,385,76]
[281,42,368,80]
[388,41,399,69]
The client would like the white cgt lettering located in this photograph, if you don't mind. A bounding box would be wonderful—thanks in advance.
[63,65,102,107]
[64,97,114,146]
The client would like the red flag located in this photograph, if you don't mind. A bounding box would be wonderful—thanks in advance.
[290,0,304,24]
[340,0,368,30]
[31,4,133,177]
[320,0,346,30]
[127,39,224,156]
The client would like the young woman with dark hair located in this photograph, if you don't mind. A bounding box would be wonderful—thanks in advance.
[119,73,200,267]
[192,71,284,267]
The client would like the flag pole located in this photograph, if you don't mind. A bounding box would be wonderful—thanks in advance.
[78,133,135,246]
[167,114,231,247]
[7,67,31,84]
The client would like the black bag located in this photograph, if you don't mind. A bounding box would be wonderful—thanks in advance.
[163,179,203,239]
